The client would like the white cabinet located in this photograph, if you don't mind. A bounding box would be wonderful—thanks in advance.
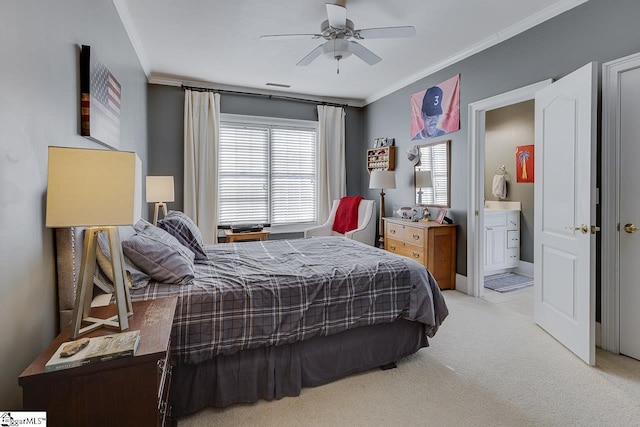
[484,210,520,275]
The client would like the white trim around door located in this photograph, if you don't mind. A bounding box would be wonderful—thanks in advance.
[601,51,640,354]
[466,79,552,297]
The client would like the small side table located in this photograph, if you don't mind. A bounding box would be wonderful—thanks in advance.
[19,297,177,427]
[225,229,270,243]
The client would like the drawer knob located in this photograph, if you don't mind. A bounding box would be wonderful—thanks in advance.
[413,234,420,240]
[390,245,396,250]
[390,229,396,234]
[413,252,420,258]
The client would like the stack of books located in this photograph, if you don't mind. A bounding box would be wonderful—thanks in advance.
[45,330,141,372]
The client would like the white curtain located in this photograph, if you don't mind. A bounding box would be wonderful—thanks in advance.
[184,90,220,244]
[317,105,346,222]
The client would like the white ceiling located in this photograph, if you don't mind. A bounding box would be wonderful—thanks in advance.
[116,0,586,105]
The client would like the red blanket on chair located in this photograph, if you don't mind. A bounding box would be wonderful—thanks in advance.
[332,196,363,234]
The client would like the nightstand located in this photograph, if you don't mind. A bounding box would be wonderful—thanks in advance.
[19,297,177,427]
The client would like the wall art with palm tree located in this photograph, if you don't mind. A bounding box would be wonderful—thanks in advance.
[516,145,534,183]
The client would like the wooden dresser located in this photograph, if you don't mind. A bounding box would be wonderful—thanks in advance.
[19,297,177,427]
[383,217,457,290]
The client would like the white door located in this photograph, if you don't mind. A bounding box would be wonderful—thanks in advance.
[619,66,640,360]
[534,63,597,365]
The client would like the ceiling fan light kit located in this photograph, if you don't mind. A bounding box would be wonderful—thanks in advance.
[261,3,415,73]
[323,39,352,60]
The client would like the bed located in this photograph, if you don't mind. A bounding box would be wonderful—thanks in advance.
[54,225,448,418]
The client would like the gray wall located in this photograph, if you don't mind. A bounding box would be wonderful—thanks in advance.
[361,0,640,276]
[485,101,534,262]
[0,0,148,408]
[147,84,363,238]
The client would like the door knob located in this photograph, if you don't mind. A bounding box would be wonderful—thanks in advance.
[567,224,588,234]
[624,223,638,234]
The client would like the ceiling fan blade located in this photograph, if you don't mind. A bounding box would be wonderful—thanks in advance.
[356,26,416,39]
[326,3,347,28]
[296,44,324,66]
[348,41,381,65]
[260,33,322,40]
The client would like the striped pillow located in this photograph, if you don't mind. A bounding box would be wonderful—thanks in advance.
[122,219,195,285]
[157,211,207,261]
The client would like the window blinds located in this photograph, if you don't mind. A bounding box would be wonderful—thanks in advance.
[416,144,448,206]
[218,121,317,226]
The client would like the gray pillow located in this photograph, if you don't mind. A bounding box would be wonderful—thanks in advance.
[122,219,195,285]
[157,211,207,261]
[95,227,150,291]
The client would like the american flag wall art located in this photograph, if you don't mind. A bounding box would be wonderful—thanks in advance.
[80,45,121,149]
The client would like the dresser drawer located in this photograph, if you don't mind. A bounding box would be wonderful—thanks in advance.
[385,238,424,262]
[507,230,520,248]
[506,248,519,265]
[402,225,424,247]
[386,222,424,247]
[385,222,404,240]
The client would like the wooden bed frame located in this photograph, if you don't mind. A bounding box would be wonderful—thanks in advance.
[54,227,429,417]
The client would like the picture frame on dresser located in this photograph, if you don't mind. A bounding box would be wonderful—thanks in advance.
[435,209,447,224]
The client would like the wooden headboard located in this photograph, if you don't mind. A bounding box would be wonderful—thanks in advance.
[54,227,85,330]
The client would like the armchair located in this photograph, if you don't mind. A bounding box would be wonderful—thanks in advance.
[304,199,376,246]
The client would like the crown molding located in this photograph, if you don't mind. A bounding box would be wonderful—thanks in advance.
[113,0,586,107]
[364,0,588,105]
[113,0,151,77]
[148,74,367,107]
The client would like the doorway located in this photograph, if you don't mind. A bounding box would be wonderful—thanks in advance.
[466,80,551,298]
[481,100,535,315]
[470,64,602,366]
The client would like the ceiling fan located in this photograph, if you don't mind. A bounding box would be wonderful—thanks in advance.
[260,3,415,73]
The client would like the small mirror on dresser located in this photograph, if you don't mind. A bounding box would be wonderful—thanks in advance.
[414,140,450,208]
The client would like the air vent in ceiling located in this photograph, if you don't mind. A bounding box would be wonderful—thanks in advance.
[266,82,291,88]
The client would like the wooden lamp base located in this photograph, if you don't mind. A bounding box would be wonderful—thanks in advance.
[70,226,133,339]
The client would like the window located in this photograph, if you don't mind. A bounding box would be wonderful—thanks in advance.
[414,140,450,207]
[218,115,318,229]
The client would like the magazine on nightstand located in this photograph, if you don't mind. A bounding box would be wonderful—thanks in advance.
[45,330,141,372]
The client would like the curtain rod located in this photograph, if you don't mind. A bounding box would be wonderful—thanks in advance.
[181,84,348,108]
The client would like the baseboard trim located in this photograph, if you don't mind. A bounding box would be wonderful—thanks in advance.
[456,273,468,294]
[515,261,534,278]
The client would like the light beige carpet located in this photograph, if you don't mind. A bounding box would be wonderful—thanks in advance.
[178,290,640,427]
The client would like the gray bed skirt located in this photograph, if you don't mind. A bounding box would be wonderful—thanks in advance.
[171,318,428,417]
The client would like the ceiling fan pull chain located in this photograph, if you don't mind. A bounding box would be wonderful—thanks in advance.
[337,57,340,74]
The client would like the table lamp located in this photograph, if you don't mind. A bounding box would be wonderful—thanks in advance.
[146,176,174,225]
[46,146,141,339]
[369,170,396,248]
[415,170,433,205]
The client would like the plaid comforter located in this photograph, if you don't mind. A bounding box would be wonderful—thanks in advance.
[131,236,448,365]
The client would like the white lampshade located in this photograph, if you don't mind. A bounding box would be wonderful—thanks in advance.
[146,176,175,203]
[45,146,142,227]
[415,170,433,188]
[369,170,396,190]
